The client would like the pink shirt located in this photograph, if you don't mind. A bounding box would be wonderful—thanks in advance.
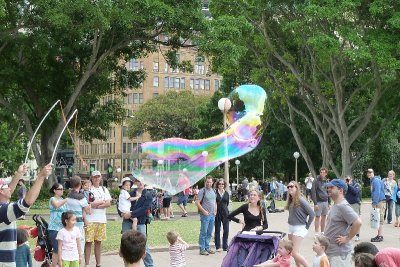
[56,227,81,261]
[272,254,291,267]
[375,248,400,267]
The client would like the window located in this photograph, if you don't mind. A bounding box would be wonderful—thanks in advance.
[180,78,185,89]
[205,80,210,90]
[128,93,133,104]
[190,79,194,89]
[215,79,220,91]
[153,92,159,97]
[195,79,199,90]
[127,59,139,71]
[153,62,159,72]
[153,76,159,87]
[123,126,128,137]
[169,77,174,88]
[127,143,132,154]
[200,79,205,90]
[175,78,180,89]
[164,63,169,73]
[123,143,127,153]
[133,93,139,104]
[195,64,205,75]
[164,77,169,88]
[139,93,144,104]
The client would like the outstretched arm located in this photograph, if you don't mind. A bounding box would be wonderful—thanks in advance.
[24,164,53,206]
[9,164,28,194]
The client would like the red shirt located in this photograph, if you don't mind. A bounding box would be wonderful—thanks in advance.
[375,248,400,267]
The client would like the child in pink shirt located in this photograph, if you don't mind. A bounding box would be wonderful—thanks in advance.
[254,239,293,267]
[56,211,82,267]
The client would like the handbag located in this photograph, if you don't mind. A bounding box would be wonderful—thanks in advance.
[370,208,380,229]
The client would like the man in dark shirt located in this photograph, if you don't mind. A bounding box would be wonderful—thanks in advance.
[311,167,329,233]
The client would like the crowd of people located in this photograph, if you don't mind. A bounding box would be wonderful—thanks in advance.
[2,163,400,267]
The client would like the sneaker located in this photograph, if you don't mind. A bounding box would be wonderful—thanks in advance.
[181,213,188,217]
[371,235,383,242]
[216,248,223,252]
[355,236,360,242]
[200,250,209,255]
[206,249,215,254]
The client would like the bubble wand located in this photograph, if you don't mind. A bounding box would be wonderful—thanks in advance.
[49,109,78,177]
[24,100,61,164]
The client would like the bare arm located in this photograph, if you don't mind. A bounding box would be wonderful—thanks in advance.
[58,240,63,266]
[24,164,53,206]
[97,199,111,209]
[9,164,28,194]
[51,198,68,209]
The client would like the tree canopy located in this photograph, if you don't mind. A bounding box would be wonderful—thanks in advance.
[0,0,207,172]
[201,0,400,177]
[128,91,210,141]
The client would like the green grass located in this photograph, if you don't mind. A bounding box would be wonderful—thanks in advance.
[20,199,286,252]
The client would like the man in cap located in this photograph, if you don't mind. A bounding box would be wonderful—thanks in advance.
[84,170,112,267]
[367,168,386,242]
[0,163,53,267]
[324,178,362,266]
[122,176,154,267]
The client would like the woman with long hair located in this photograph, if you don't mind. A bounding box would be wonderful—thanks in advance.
[48,183,68,267]
[214,178,230,251]
[286,181,315,267]
[228,190,268,231]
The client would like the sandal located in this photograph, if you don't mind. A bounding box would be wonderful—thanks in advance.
[394,222,399,227]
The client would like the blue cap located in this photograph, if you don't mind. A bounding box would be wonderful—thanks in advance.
[326,178,348,192]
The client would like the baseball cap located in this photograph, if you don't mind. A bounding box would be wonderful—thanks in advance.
[91,170,101,177]
[326,178,348,192]
[119,177,133,187]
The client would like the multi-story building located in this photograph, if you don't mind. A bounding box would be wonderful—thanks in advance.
[75,45,222,179]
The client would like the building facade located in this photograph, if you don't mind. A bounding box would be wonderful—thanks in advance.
[75,46,222,179]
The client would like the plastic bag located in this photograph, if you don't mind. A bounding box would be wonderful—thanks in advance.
[370,208,380,229]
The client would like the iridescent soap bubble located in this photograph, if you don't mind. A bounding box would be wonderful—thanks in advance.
[133,84,267,194]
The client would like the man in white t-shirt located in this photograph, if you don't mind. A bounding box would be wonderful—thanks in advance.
[305,173,314,202]
[84,171,112,267]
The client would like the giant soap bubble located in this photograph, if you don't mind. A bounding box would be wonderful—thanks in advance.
[133,84,267,194]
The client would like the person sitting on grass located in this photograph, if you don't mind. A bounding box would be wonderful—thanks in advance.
[119,230,146,267]
[253,239,293,267]
[167,231,189,267]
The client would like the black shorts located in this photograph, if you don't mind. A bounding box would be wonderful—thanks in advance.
[163,197,171,208]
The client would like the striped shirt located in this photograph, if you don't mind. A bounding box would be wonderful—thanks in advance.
[0,199,30,266]
[169,243,188,267]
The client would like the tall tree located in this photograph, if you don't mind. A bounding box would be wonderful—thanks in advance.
[0,0,207,174]
[128,91,210,140]
[201,0,400,177]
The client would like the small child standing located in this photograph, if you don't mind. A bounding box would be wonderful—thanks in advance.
[167,231,189,267]
[312,235,330,267]
[15,229,32,267]
[118,177,140,230]
[56,211,82,267]
[254,239,293,267]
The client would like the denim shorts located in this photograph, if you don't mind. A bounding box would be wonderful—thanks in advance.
[48,230,59,253]
[177,194,189,206]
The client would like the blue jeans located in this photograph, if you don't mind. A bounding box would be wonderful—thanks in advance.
[386,199,394,223]
[199,214,215,251]
[122,219,153,267]
[214,215,229,250]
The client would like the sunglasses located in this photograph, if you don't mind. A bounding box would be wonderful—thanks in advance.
[287,185,295,189]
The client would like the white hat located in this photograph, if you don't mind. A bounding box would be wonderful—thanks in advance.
[120,177,133,187]
[91,170,101,177]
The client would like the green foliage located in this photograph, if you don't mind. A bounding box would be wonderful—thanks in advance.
[0,0,207,167]
[128,91,210,140]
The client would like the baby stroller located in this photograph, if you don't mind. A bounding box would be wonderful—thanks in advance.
[221,230,286,267]
[32,214,53,267]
